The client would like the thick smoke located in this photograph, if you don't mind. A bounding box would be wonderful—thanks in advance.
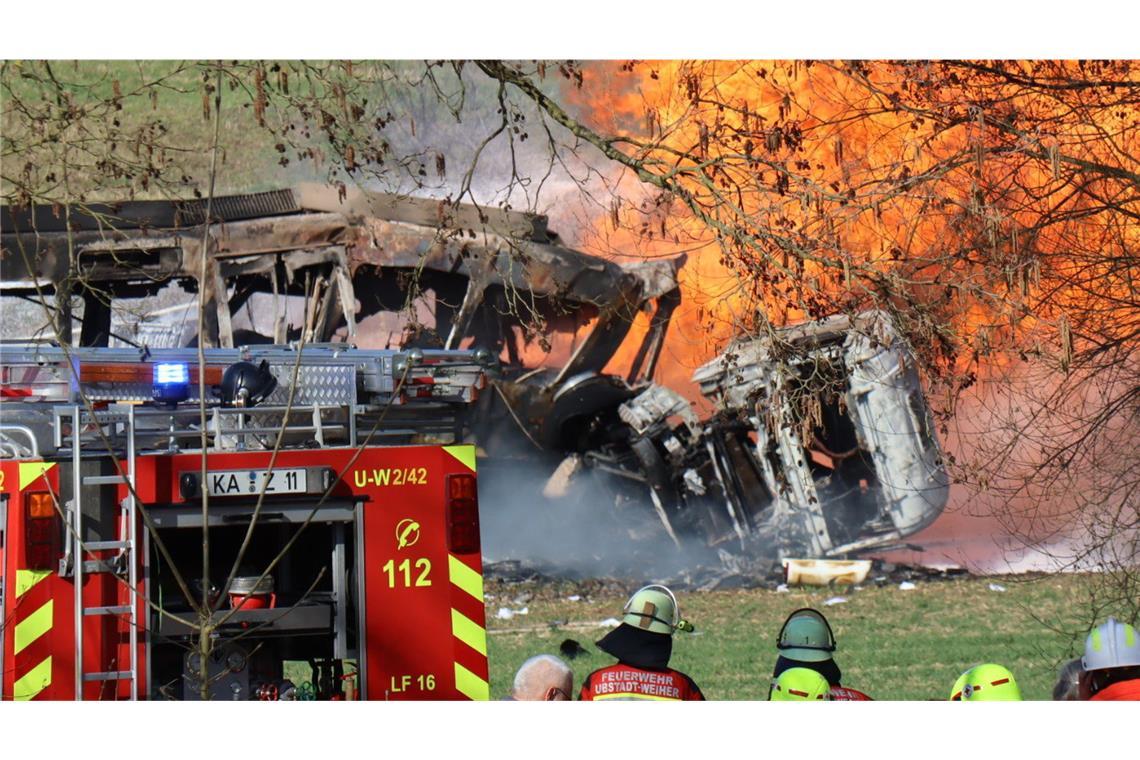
[882,358,1139,574]
[477,452,720,579]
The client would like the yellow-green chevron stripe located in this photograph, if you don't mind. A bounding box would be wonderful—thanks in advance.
[15,569,51,598]
[451,608,487,656]
[448,554,484,603]
[13,656,52,701]
[14,599,53,655]
[443,445,476,473]
[454,662,489,701]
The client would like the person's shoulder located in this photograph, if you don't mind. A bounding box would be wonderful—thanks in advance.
[829,685,873,701]
[1090,678,1140,701]
[667,667,704,696]
[667,666,699,681]
[581,663,618,682]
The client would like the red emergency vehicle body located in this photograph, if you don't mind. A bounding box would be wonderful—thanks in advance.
[0,444,488,701]
[1,460,71,701]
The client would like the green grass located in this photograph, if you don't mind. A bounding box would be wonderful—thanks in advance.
[485,574,1109,701]
[2,61,323,199]
[2,60,503,202]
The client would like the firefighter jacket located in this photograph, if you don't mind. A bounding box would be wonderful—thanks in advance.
[579,663,705,701]
[1089,678,1140,701]
[828,685,873,701]
[769,656,865,699]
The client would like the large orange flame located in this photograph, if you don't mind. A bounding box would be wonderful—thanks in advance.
[552,61,1138,400]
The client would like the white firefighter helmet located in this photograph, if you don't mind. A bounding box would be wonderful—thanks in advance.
[622,585,682,635]
[777,608,837,663]
[1082,617,1140,672]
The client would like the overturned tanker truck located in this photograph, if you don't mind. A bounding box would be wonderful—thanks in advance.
[0,186,947,565]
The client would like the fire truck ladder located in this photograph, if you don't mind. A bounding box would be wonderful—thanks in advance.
[65,404,141,701]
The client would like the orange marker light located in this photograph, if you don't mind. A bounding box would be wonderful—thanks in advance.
[26,491,55,519]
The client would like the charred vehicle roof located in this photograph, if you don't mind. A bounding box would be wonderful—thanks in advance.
[1,185,680,368]
[1,187,693,567]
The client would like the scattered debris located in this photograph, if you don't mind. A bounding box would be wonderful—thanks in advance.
[898,581,917,591]
[496,606,529,620]
[868,562,968,585]
[988,583,1007,592]
[599,617,621,628]
[823,597,848,606]
[559,639,589,660]
[486,557,970,603]
[784,558,871,586]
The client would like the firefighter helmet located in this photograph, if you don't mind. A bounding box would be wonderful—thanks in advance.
[1082,617,1140,672]
[219,359,277,408]
[949,669,969,701]
[622,585,685,635]
[776,608,837,663]
[953,663,1022,701]
[770,667,831,701]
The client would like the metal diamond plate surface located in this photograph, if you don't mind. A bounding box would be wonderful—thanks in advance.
[264,363,356,406]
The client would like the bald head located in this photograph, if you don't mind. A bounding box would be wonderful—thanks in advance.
[511,655,573,701]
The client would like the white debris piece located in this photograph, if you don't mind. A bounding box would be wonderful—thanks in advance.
[824,597,848,606]
[682,468,707,496]
[898,581,916,591]
[495,606,529,620]
[776,584,790,593]
[599,617,621,628]
[988,583,1007,592]
[542,454,582,499]
[567,595,581,602]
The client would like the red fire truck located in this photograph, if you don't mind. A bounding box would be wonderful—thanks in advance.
[0,343,494,701]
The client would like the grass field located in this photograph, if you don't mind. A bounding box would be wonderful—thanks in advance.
[484,573,1112,701]
[2,61,321,198]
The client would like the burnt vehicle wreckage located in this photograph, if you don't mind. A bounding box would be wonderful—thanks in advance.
[1,185,948,566]
[686,312,949,558]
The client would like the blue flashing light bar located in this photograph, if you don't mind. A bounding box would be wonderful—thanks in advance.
[153,362,191,406]
[154,362,189,385]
